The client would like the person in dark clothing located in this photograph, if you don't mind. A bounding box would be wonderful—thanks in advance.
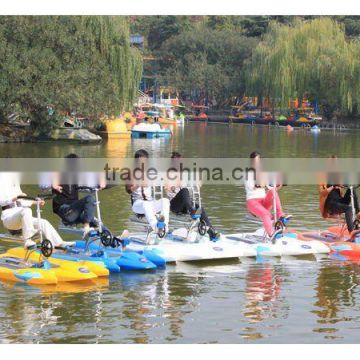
[53,185,96,226]
[323,185,360,232]
[52,153,105,238]
[319,155,360,232]
[166,151,220,240]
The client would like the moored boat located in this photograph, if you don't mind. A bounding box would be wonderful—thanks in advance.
[131,122,172,139]
[95,115,133,139]
[186,105,209,121]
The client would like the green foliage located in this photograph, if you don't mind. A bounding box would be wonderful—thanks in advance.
[246,17,360,116]
[158,24,257,103]
[239,16,297,37]
[130,16,192,51]
[334,16,360,38]
[0,16,142,135]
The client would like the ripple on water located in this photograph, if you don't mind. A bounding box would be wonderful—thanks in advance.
[1,125,360,342]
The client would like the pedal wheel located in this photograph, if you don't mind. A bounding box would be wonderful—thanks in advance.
[100,229,113,247]
[41,239,53,258]
[198,220,207,236]
[274,220,285,231]
[353,219,360,230]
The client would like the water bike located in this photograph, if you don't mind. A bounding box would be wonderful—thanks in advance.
[167,185,208,241]
[129,211,207,244]
[2,247,98,282]
[125,231,257,263]
[74,230,166,268]
[125,184,257,262]
[0,254,58,285]
[126,216,256,263]
[0,194,55,257]
[129,184,207,243]
[56,186,158,271]
[0,192,98,283]
[232,186,329,257]
[7,246,109,277]
[223,229,329,257]
[0,194,89,285]
[0,245,98,284]
[296,185,360,259]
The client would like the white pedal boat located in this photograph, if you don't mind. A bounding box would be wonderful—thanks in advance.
[126,229,257,263]
[223,229,330,257]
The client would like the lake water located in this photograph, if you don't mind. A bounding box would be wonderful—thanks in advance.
[0,123,360,343]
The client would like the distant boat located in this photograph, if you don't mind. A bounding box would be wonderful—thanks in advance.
[186,105,209,121]
[131,122,172,139]
[95,116,133,139]
[310,125,321,133]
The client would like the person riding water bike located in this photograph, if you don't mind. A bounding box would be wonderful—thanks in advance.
[125,149,170,234]
[319,155,360,233]
[165,151,220,241]
[52,153,107,239]
[245,151,291,239]
[0,172,74,249]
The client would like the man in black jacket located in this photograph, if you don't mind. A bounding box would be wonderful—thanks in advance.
[52,153,105,239]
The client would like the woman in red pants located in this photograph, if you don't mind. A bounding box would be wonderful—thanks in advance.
[245,151,290,237]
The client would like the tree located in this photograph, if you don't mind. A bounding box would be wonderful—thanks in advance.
[131,16,192,51]
[245,17,360,117]
[158,24,257,104]
[334,16,360,38]
[0,16,142,135]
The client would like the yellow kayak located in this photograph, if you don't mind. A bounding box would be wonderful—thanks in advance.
[0,260,58,285]
[4,248,98,282]
[7,247,109,277]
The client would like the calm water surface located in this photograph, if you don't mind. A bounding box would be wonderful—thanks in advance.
[0,123,360,343]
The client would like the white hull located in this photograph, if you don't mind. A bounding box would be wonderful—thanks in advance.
[223,229,330,257]
[127,233,257,262]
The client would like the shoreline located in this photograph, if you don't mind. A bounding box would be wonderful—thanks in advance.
[1,116,359,144]
[0,125,102,144]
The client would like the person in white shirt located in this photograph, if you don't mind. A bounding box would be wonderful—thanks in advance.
[0,172,74,249]
[245,151,289,237]
[125,149,170,232]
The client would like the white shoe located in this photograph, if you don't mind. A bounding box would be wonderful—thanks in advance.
[24,239,37,249]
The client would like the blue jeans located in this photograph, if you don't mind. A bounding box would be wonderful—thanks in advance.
[58,195,96,226]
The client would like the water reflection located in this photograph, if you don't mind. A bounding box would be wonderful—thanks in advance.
[241,263,286,340]
[114,268,208,343]
[313,261,360,340]
[0,278,109,343]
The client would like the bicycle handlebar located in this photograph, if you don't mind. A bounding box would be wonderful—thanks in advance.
[77,185,116,192]
[339,185,360,189]
[77,186,100,192]
[17,194,54,201]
